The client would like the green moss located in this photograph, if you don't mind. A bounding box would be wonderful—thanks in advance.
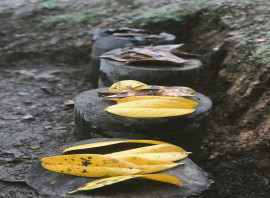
[253,47,270,66]
[134,0,209,23]
[37,9,101,30]
[36,0,60,11]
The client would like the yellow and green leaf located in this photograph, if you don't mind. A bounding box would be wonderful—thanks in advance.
[109,80,147,91]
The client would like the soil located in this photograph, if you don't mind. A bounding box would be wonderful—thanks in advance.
[0,0,269,198]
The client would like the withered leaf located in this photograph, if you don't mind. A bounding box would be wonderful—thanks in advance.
[100,44,187,65]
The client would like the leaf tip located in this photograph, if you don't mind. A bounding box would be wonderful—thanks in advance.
[68,189,78,194]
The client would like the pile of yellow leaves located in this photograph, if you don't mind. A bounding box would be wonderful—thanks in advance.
[41,140,190,194]
[98,80,198,118]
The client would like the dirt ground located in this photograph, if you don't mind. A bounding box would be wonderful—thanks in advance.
[0,0,269,197]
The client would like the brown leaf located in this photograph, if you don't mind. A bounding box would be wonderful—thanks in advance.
[63,99,74,106]
[99,89,164,99]
[100,44,187,65]
[171,49,201,58]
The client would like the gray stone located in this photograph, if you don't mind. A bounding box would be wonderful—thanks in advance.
[99,58,202,88]
[73,88,212,160]
[26,138,213,198]
[89,29,176,87]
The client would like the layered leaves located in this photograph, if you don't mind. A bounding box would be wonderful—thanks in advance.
[68,174,182,194]
[41,154,181,177]
[41,139,189,194]
[100,44,188,65]
[98,80,196,100]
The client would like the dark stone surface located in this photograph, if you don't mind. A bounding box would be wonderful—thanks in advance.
[26,138,212,198]
[89,30,176,87]
[98,58,202,88]
[73,88,212,159]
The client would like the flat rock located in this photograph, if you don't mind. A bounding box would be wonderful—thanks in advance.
[26,138,212,198]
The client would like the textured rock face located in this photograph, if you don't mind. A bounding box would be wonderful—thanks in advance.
[73,88,212,159]
[26,138,213,198]
[98,58,202,88]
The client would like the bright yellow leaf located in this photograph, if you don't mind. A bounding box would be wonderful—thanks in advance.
[109,80,147,91]
[107,99,193,109]
[106,107,194,117]
[105,99,195,117]
[136,163,182,174]
[109,152,188,162]
[41,154,141,177]
[107,144,186,156]
[62,139,170,154]
[42,163,141,177]
[117,96,198,107]
[68,174,182,194]
[41,154,182,177]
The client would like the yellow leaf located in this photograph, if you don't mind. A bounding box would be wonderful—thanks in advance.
[107,98,193,109]
[106,99,195,117]
[41,154,141,177]
[109,80,147,91]
[135,163,182,174]
[109,152,188,162]
[112,156,174,165]
[107,144,186,156]
[62,139,170,154]
[68,174,182,194]
[117,96,198,107]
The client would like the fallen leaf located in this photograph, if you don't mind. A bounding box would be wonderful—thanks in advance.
[16,69,35,76]
[35,70,60,80]
[99,82,196,99]
[108,152,188,162]
[41,154,141,177]
[100,44,187,65]
[63,99,74,106]
[21,114,34,120]
[105,99,195,117]
[117,96,198,107]
[171,49,201,58]
[106,89,165,99]
[109,80,147,91]
[255,38,266,42]
[41,154,181,177]
[68,174,182,194]
[62,139,170,154]
[107,144,186,156]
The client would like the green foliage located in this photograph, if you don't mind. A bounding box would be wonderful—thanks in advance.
[36,0,59,10]
[254,47,270,66]
[134,0,209,24]
[37,9,101,30]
